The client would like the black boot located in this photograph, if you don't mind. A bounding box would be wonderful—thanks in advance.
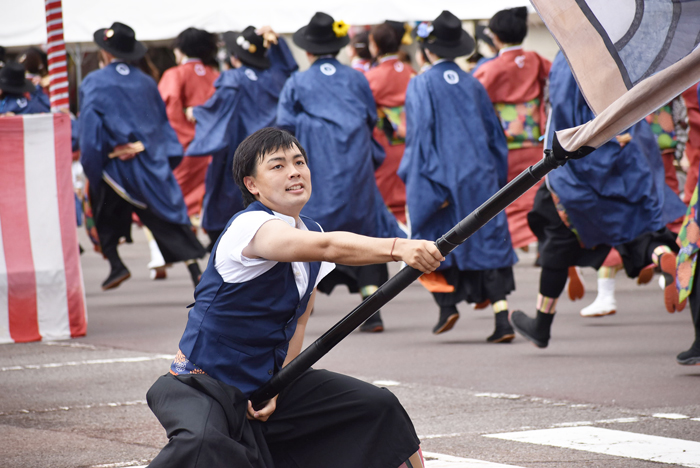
[487,310,515,343]
[433,306,459,335]
[187,262,202,288]
[511,310,554,348]
[677,341,700,365]
[360,311,384,332]
[101,248,130,291]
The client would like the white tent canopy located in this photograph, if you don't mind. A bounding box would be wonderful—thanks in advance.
[2,0,531,48]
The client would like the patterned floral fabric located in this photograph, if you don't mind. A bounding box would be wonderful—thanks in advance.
[493,98,542,150]
[376,105,406,146]
[170,349,207,376]
[676,185,699,302]
[645,104,677,151]
[81,182,100,252]
[550,189,582,244]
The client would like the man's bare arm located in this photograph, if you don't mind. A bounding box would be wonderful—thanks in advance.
[243,219,444,273]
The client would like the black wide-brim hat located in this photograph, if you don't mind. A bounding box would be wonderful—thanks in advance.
[93,22,147,61]
[475,24,495,49]
[424,11,475,59]
[224,27,271,69]
[0,62,36,95]
[293,12,350,55]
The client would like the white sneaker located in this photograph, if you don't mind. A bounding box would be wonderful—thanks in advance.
[580,277,616,317]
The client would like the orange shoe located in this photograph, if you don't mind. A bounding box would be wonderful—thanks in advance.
[567,266,585,301]
[637,264,655,285]
[660,253,686,313]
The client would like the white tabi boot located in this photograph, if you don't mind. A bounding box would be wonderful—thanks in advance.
[580,277,616,317]
[147,238,167,280]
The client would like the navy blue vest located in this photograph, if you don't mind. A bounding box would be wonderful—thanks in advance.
[178,201,322,396]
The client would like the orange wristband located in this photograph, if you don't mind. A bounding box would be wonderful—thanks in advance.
[390,237,399,262]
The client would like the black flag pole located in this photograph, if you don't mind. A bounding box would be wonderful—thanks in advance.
[250,146,578,409]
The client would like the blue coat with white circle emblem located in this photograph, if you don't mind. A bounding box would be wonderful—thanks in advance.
[0,87,50,115]
[277,57,403,238]
[186,38,298,232]
[399,60,517,271]
[78,62,188,224]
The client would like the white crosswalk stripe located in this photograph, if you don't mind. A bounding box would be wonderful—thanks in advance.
[423,452,525,467]
[484,426,700,468]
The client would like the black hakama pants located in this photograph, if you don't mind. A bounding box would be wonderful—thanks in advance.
[432,267,515,307]
[527,183,677,278]
[146,369,420,468]
[90,181,205,263]
[317,263,389,295]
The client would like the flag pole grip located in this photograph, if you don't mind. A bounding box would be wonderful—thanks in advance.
[250,150,565,409]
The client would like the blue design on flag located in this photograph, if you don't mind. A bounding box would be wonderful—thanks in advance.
[576,0,700,88]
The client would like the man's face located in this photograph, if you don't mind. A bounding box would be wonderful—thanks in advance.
[243,145,312,216]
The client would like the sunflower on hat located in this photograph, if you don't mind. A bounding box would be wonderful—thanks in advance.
[332,20,349,38]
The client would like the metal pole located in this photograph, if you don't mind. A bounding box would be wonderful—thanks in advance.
[250,149,566,408]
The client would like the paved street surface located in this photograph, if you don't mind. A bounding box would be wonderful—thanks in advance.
[1,227,699,468]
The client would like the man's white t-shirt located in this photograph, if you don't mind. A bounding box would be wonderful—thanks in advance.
[215,210,335,298]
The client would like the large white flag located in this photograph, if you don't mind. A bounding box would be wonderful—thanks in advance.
[531,0,700,152]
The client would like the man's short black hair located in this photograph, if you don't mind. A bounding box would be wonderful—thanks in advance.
[488,7,528,45]
[371,23,400,56]
[174,27,218,65]
[233,127,308,207]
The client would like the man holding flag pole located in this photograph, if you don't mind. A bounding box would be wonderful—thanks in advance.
[146,3,700,465]
[146,127,442,467]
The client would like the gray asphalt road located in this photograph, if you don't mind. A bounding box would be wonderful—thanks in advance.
[1,228,699,468]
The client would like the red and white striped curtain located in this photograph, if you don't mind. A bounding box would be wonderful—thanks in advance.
[0,113,87,343]
[45,0,70,111]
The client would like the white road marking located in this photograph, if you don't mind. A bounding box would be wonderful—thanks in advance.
[553,421,593,427]
[90,461,149,468]
[474,392,521,400]
[44,341,99,349]
[423,452,525,467]
[595,417,639,424]
[1,355,174,371]
[485,426,700,467]
[0,400,147,417]
[419,432,464,440]
[653,413,689,419]
[373,379,401,386]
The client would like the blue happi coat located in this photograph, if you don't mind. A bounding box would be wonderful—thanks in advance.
[79,62,188,225]
[547,53,686,248]
[186,39,298,232]
[0,88,50,115]
[71,116,80,152]
[398,61,517,271]
[277,57,401,238]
